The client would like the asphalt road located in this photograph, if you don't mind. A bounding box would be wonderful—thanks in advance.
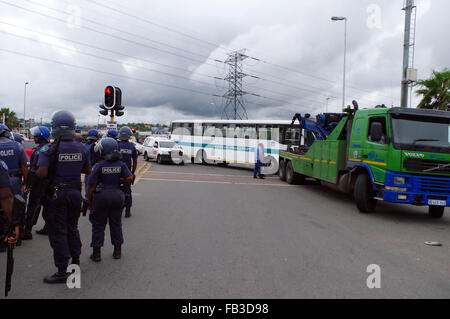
[2,160,450,298]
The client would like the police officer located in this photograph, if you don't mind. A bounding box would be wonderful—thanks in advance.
[36,111,90,284]
[0,160,19,253]
[0,125,29,246]
[22,126,51,240]
[82,129,100,213]
[88,138,132,262]
[106,129,118,140]
[117,127,138,218]
[12,132,24,144]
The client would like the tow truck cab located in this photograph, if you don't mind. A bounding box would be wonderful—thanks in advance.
[280,106,450,218]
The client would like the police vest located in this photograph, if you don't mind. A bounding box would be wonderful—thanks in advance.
[118,141,135,170]
[53,141,86,184]
[0,141,21,173]
[96,160,124,188]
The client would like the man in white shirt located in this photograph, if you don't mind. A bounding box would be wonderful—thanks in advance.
[253,143,264,179]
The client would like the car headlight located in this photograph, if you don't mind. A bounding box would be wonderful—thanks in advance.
[393,176,406,185]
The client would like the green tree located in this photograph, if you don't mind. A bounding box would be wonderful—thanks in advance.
[0,108,20,129]
[415,69,450,111]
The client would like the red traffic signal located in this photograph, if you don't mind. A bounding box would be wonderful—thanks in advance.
[104,85,115,109]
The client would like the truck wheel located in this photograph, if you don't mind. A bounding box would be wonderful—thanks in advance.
[428,206,444,219]
[286,161,305,185]
[354,174,377,213]
[279,159,286,182]
[157,155,162,164]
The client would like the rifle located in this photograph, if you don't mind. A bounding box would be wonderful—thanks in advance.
[2,195,24,297]
[4,226,14,297]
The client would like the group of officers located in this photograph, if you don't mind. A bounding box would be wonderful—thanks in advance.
[0,110,138,284]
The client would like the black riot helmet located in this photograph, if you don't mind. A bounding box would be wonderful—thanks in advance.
[51,110,76,140]
[118,126,133,141]
[94,137,122,161]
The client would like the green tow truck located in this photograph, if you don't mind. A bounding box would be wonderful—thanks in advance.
[279,103,450,218]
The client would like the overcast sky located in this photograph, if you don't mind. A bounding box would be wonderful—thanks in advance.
[0,0,448,126]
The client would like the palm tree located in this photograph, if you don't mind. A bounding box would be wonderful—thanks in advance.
[415,69,450,111]
[0,108,20,129]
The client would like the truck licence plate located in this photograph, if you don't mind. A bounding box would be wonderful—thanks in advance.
[428,199,446,206]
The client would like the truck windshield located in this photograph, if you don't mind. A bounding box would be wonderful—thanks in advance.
[391,116,450,153]
[160,141,175,148]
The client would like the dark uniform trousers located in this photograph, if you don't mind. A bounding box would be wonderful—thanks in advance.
[90,189,124,248]
[43,189,82,269]
[122,182,132,209]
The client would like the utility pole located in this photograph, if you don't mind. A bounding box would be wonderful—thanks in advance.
[401,0,417,108]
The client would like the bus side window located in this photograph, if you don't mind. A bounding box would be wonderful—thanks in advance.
[258,125,272,140]
[243,125,257,139]
[194,123,203,136]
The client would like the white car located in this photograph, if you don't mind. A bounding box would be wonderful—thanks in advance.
[142,137,184,164]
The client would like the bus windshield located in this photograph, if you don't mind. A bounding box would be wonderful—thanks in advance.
[391,116,450,153]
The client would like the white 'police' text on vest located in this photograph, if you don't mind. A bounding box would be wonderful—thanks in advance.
[59,153,82,162]
[102,167,122,174]
[0,149,14,156]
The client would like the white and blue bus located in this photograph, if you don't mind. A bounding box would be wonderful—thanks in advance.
[170,120,302,174]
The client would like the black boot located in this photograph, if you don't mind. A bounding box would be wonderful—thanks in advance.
[44,269,69,284]
[125,207,131,218]
[90,247,101,262]
[113,245,121,259]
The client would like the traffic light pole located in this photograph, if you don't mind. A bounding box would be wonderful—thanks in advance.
[110,110,115,123]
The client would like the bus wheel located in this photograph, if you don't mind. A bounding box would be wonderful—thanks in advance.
[354,173,377,213]
[279,159,286,181]
[286,161,305,185]
[428,206,444,219]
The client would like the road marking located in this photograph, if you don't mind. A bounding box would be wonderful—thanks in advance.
[149,171,279,179]
[141,178,294,187]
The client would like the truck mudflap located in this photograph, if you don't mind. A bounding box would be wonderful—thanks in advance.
[381,171,450,207]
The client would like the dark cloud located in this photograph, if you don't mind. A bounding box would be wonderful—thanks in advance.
[0,0,447,126]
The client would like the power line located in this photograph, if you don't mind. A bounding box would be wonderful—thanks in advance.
[0,0,222,67]
[86,0,234,53]
[0,48,216,97]
[0,21,218,81]
[0,29,219,89]
[24,0,220,62]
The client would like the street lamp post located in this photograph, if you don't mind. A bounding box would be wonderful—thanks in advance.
[331,16,347,110]
[23,82,30,136]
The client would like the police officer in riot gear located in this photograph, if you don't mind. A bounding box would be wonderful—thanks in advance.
[82,129,101,214]
[106,129,118,140]
[88,138,132,262]
[22,126,51,240]
[36,111,90,284]
[117,126,138,218]
[12,132,24,144]
[0,125,29,246]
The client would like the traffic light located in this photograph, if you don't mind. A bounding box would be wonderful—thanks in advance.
[99,104,109,116]
[104,86,115,109]
[115,105,125,117]
[114,87,122,107]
